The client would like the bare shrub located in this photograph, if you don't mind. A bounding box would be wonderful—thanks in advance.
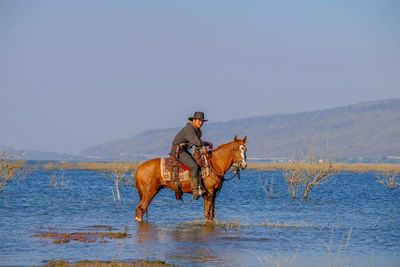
[259,174,282,198]
[259,176,275,198]
[0,151,30,193]
[283,144,336,199]
[376,171,400,190]
[49,173,69,188]
[283,162,304,199]
[102,164,134,201]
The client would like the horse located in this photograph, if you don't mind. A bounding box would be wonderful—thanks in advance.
[134,135,247,222]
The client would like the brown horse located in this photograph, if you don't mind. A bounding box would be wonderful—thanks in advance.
[134,136,247,222]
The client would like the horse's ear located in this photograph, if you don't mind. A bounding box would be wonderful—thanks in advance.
[243,136,247,144]
[234,135,238,142]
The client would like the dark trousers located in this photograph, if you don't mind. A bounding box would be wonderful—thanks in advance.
[172,149,199,179]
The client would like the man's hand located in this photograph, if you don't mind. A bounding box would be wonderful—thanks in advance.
[208,142,213,149]
[205,141,213,149]
[202,146,208,154]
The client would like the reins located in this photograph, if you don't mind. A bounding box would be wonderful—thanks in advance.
[177,197,195,205]
[223,166,241,181]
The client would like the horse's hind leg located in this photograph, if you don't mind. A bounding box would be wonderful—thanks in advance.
[134,158,163,222]
[135,187,159,222]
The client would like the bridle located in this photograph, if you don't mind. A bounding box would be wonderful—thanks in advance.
[208,143,247,181]
[232,143,247,170]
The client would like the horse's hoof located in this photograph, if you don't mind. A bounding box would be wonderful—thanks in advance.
[135,217,142,223]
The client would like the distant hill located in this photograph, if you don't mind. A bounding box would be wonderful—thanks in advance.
[0,147,91,161]
[80,99,400,162]
[23,150,90,161]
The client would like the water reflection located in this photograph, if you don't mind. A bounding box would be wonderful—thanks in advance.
[134,222,238,266]
[136,222,224,244]
[135,223,164,244]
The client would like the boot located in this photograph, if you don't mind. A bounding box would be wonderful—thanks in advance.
[190,177,204,200]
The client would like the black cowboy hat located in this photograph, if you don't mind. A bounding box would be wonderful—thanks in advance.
[188,111,208,122]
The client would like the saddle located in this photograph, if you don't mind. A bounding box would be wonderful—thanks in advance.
[160,149,210,199]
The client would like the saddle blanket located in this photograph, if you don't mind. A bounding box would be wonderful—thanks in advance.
[160,158,210,183]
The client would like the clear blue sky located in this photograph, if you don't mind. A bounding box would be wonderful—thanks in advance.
[1,0,399,154]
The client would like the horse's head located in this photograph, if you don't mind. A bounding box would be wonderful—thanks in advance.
[233,135,247,169]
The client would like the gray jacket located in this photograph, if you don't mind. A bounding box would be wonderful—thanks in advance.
[172,123,210,150]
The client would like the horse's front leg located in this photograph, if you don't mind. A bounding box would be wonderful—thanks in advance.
[209,194,217,222]
[203,190,214,222]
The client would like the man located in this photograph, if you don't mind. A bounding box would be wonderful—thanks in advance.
[171,112,213,200]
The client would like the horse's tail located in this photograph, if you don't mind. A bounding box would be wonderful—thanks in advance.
[134,164,141,189]
[134,163,144,200]
[134,168,138,189]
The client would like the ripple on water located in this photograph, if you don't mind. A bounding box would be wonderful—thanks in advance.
[0,169,399,267]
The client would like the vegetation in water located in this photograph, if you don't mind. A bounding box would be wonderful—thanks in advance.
[248,162,400,173]
[33,231,130,244]
[43,161,138,200]
[376,171,400,190]
[41,259,173,267]
[0,151,31,193]
[42,161,139,172]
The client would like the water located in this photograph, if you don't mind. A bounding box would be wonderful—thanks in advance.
[1,166,399,266]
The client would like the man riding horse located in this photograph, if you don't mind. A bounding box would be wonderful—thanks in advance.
[171,112,213,200]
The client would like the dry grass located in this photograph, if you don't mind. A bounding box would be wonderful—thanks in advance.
[248,162,400,173]
[43,161,139,172]
[42,161,400,173]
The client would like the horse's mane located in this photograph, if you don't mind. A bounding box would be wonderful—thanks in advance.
[212,141,233,152]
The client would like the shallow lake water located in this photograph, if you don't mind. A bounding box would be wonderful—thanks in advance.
[0,164,399,266]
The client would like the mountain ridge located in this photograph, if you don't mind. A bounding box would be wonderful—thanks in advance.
[80,99,400,161]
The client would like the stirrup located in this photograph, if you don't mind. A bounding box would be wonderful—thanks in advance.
[192,187,204,200]
[197,185,205,195]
